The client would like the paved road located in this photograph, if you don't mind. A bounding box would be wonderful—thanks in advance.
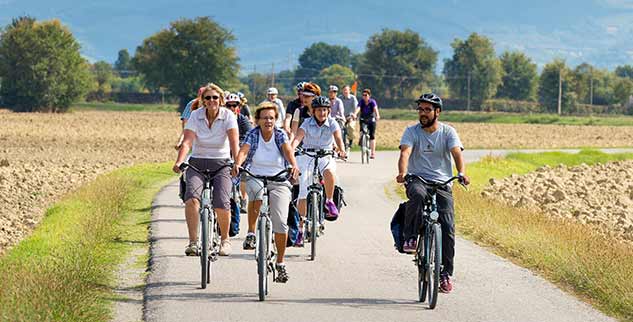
[144,150,620,322]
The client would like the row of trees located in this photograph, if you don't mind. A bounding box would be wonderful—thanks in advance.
[2,15,633,113]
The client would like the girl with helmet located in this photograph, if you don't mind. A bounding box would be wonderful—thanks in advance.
[290,95,347,246]
[290,82,320,139]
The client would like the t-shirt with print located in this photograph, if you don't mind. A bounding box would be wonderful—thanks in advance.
[300,116,341,150]
[185,107,238,159]
[399,122,463,183]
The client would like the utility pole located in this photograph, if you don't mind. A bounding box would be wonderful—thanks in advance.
[271,62,275,87]
[467,71,471,111]
[557,68,562,115]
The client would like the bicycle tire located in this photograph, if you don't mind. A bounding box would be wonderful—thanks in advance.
[200,208,209,289]
[428,223,442,309]
[417,232,427,302]
[310,191,319,261]
[360,135,366,164]
[257,218,267,301]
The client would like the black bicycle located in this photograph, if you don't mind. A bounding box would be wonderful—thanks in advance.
[359,118,370,164]
[239,167,291,301]
[405,174,462,309]
[179,162,233,289]
[298,148,338,261]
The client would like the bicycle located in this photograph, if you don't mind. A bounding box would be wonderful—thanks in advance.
[297,148,339,261]
[239,167,291,301]
[405,174,462,309]
[178,161,233,289]
[359,118,370,164]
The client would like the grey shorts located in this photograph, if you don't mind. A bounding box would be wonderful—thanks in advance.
[184,158,232,210]
[245,177,292,234]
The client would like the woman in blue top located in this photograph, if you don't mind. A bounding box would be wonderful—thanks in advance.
[354,88,381,159]
[290,96,347,246]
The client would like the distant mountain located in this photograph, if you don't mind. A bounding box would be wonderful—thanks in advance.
[2,0,633,73]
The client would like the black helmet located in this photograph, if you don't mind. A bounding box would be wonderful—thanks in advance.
[415,93,443,110]
[311,96,331,108]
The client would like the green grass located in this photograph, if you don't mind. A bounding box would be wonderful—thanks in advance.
[0,163,174,322]
[381,108,633,126]
[70,102,178,112]
[394,149,633,321]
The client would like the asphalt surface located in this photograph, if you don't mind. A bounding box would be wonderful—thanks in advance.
[144,150,620,322]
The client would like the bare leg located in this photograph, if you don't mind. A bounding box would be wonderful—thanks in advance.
[275,233,288,263]
[215,208,230,240]
[185,199,200,242]
[248,200,261,233]
[370,139,376,157]
[323,169,335,200]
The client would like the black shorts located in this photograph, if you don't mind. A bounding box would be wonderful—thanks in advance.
[360,120,376,140]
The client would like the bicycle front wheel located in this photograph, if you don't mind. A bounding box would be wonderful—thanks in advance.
[200,208,210,289]
[427,223,442,309]
[257,218,268,301]
[309,192,319,261]
[417,233,426,303]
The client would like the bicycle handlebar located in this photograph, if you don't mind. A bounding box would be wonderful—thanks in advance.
[238,167,292,183]
[179,162,233,179]
[297,148,346,161]
[405,174,464,187]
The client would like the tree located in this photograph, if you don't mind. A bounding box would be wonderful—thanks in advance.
[496,51,538,101]
[538,59,575,113]
[356,29,437,99]
[133,17,239,110]
[295,42,352,83]
[443,33,503,107]
[615,65,633,79]
[613,77,633,106]
[317,64,355,90]
[92,61,114,93]
[114,49,132,77]
[0,17,91,112]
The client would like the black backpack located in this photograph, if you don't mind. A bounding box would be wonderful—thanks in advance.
[390,202,407,253]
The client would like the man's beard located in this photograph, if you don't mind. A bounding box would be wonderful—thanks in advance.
[420,114,437,128]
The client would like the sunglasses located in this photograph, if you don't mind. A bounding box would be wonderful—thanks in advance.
[417,107,434,113]
[362,94,369,97]
[226,104,239,108]
[204,95,220,101]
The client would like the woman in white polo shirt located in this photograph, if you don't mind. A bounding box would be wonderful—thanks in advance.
[173,83,239,256]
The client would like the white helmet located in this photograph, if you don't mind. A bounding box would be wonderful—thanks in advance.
[328,85,339,92]
[267,87,278,95]
[225,93,240,104]
[296,81,306,92]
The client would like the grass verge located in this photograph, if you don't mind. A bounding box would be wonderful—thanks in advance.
[395,149,633,321]
[0,163,174,322]
[381,108,633,126]
[70,102,177,113]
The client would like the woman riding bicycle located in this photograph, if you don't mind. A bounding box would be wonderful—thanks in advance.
[355,88,381,159]
[232,102,299,283]
[173,83,239,257]
[290,96,347,246]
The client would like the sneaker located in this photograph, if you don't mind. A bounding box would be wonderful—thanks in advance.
[274,263,289,283]
[402,238,417,254]
[370,154,375,159]
[185,242,199,256]
[324,200,339,221]
[440,274,453,293]
[219,239,232,256]
[242,234,256,250]
[294,230,304,247]
[240,198,247,213]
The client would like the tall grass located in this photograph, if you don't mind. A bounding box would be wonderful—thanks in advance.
[0,163,173,322]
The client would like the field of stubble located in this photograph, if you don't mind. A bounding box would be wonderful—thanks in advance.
[2,110,633,253]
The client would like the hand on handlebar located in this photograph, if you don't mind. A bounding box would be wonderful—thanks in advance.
[396,173,406,183]
[458,173,471,186]
[172,162,183,174]
[231,164,240,177]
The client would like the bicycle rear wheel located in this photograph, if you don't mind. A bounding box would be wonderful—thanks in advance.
[309,191,319,261]
[200,208,209,289]
[257,218,268,301]
[427,223,442,309]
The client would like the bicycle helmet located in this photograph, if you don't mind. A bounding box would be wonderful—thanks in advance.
[236,91,245,99]
[415,93,443,110]
[311,96,331,108]
[296,81,306,92]
[225,93,240,105]
[328,85,339,92]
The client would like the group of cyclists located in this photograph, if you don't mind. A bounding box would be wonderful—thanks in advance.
[172,81,469,293]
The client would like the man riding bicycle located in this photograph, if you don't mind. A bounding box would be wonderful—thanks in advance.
[396,93,470,294]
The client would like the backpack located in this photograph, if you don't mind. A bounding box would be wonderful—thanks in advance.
[390,202,407,253]
[333,185,346,211]
[229,197,241,237]
[286,185,301,247]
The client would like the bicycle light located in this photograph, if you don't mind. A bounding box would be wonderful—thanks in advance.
[430,211,439,221]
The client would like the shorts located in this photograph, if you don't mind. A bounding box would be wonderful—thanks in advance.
[361,120,376,140]
[244,177,292,234]
[184,157,232,210]
[297,154,336,199]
